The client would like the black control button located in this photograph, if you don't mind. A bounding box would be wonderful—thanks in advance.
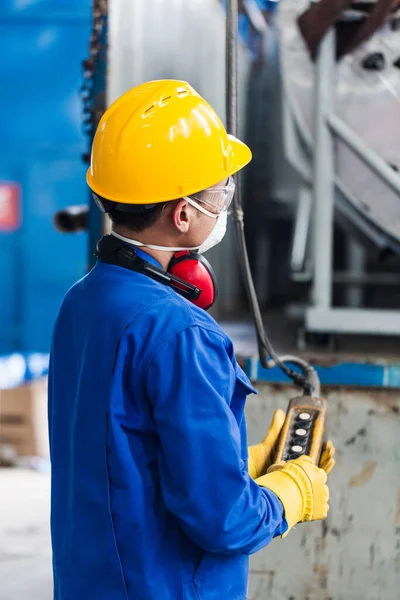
[292,436,307,445]
[295,418,311,429]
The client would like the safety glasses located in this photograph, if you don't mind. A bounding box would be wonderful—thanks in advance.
[184,177,235,218]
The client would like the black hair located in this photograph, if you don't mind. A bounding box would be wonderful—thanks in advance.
[108,204,168,232]
[94,193,168,233]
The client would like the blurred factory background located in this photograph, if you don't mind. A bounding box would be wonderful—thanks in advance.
[1,0,400,356]
[1,0,400,599]
[0,0,89,355]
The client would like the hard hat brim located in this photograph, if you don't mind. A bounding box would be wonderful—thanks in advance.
[86,134,252,205]
[225,134,252,180]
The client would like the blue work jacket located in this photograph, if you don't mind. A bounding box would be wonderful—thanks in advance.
[48,248,287,600]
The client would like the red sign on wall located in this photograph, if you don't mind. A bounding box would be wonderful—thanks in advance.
[0,183,21,232]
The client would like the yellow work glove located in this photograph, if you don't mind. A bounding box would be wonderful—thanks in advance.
[256,455,330,537]
[248,409,286,479]
[319,440,336,475]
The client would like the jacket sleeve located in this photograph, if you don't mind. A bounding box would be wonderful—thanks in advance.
[144,325,287,554]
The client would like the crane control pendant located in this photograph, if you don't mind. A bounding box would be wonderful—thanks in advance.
[274,396,328,464]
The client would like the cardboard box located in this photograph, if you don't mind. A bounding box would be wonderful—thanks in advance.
[0,378,49,457]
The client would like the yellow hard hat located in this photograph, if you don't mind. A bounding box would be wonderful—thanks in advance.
[86,80,252,205]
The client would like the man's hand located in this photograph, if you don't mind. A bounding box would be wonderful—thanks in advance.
[256,455,330,537]
[319,440,336,475]
[248,409,286,479]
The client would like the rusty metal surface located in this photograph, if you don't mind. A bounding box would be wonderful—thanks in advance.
[246,383,400,600]
[1,385,399,600]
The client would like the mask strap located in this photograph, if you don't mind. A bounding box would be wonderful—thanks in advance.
[111,230,200,252]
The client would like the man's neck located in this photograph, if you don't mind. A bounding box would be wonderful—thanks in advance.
[112,226,173,271]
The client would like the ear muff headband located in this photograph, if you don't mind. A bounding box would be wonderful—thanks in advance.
[95,236,217,310]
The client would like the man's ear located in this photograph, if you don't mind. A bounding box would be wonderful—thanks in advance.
[172,198,190,233]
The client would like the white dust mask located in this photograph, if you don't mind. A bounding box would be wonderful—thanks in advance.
[196,209,227,254]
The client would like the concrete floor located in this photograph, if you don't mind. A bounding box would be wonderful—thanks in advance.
[0,469,52,600]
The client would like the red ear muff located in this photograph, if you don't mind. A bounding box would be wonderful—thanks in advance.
[168,251,218,310]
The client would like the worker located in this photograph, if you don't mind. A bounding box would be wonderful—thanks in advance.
[48,80,335,600]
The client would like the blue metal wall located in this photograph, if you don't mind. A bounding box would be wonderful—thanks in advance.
[0,0,91,353]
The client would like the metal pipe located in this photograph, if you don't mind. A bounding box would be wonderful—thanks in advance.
[328,113,400,197]
[291,187,312,272]
[345,239,365,307]
[293,271,400,285]
[87,4,108,269]
[242,0,269,35]
[312,28,336,310]
[284,73,400,254]
[226,0,239,140]
[335,271,400,285]
[223,0,243,315]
